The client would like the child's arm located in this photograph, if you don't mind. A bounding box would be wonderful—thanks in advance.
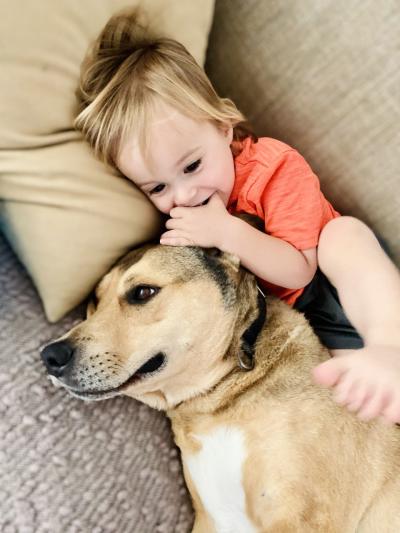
[162,192,317,290]
[220,214,317,289]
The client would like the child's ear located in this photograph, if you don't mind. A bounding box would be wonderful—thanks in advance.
[225,125,233,144]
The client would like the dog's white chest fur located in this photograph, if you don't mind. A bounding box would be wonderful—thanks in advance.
[185,425,257,533]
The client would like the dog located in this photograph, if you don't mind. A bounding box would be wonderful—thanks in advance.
[41,244,400,532]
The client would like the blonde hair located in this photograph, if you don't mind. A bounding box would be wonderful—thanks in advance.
[74,9,255,168]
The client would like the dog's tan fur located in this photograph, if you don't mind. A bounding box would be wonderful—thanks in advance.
[43,244,400,532]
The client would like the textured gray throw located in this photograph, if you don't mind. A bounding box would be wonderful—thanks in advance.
[0,233,192,533]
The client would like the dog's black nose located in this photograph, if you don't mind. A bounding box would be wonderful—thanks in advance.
[40,340,75,377]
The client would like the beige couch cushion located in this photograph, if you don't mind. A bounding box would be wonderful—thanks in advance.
[0,0,215,322]
[206,0,400,266]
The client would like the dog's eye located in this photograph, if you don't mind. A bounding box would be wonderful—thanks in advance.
[126,285,159,304]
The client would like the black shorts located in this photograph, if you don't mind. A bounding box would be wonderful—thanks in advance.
[294,268,363,350]
[294,236,390,351]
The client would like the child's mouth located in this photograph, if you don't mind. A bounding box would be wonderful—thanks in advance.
[192,196,211,207]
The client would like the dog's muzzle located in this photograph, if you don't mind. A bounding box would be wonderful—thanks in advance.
[40,340,166,400]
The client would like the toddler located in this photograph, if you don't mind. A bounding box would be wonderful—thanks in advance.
[75,11,400,424]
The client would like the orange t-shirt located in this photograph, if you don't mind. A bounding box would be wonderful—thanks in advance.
[228,137,340,305]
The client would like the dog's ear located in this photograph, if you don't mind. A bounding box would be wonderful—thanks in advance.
[232,269,266,370]
[86,299,96,319]
[86,289,97,318]
[223,252,240,270]
[204,247,240,271]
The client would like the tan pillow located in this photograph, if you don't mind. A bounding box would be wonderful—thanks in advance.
[0,0,215,322]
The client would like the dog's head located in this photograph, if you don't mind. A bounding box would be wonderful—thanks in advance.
[41,244,262,410]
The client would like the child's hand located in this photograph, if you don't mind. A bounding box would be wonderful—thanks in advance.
[160,192,232,248]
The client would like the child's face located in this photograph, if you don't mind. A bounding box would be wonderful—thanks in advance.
[117,102,235,215]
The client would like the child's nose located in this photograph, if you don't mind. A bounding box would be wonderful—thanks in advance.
[174,185,198,207]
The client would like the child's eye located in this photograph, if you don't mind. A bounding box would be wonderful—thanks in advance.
[149,184,165,195]
[184,159,201,174]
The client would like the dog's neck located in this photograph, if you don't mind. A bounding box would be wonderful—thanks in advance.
[236,285,267,371]
[168,297,321,423]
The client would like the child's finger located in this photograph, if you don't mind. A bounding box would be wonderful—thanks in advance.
[160,237,193,246]
[160,229,180,239]
[165,218,183,230]
[160,230,193,246]
[169,207,185,218]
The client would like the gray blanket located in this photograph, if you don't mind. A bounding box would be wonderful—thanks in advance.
[0,233,192,533]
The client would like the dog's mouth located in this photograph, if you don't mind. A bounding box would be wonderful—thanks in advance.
[59,352,166,401]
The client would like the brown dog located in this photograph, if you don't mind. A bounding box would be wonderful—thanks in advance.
[41,244,400,532]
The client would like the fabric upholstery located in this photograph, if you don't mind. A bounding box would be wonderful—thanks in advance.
[206,0,400,266]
